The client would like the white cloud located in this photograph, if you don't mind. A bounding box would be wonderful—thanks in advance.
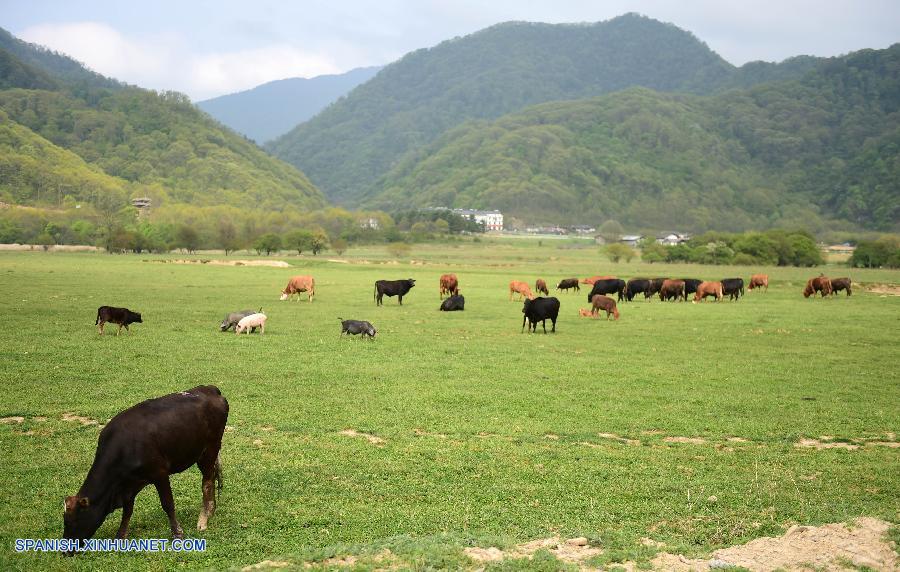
[18,21,343,100]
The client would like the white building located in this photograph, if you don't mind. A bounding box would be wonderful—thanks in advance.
[619,234,644,247]
[656,232,690,246]
[453,209,504,231]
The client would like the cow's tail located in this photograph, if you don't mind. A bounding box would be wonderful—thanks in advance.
[94,308,100,325]
[215,455,223,491]
[337,317,343,322]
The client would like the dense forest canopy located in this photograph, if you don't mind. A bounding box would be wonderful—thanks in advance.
[267,13,826,207]
[0,26,326,213]
[372,44,900,232]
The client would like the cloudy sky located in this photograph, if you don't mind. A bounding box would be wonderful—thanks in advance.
[3,0,898,101]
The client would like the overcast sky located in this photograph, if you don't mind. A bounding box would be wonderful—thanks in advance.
[2,0,898,101]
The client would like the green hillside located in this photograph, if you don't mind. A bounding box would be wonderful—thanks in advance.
[267,14,821,206]
[374,45,900,232]
[0,28,326,212]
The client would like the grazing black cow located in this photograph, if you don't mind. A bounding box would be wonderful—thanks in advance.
[681,279,702,297]
[645,278,668,300]
[556,278,580,293]
[219,309,260,332]
[522,297,560,333]
[587,279,626,303]
[439,294,465,311]
[374,278,416,306]
[339,318,376,338]
[63,386,228,547]
[624,279,650,302]
[95,306,142,335]
[721,278,745,301]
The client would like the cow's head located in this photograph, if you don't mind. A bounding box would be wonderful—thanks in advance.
[128,311,142,324]
[63,495,104,545]
[279,292,290,301]
[407,279,416,287]
[219,319,230,331]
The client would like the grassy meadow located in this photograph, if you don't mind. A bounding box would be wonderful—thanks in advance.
[0,238,898,570]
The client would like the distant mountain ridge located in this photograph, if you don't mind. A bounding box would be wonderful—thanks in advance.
[374,44,900,231]
[267,13,824,206]
[197,66,382,143]
[0,26,325,212]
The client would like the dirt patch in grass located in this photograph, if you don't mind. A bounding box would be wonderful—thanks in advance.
[663,436,707,445]
[864,283,900,296]
[597,432,641,446]
[631,517,897,571]
[149,259,290,268]
[0,416,25,424]
[339,429,385,445]
[61,413,99,426]
[465,536,601,565]
[241,559,291,570]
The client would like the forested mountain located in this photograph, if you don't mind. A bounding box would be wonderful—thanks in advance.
[267,13,822,205]
[197,66,382,144]
[375,45,900,232]
[0,27,326,212]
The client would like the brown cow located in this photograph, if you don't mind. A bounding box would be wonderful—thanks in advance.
[581,275,616,285]
[830,277,852,296]
[535,279,549,296]
[591,294,620,320]
[509,281,535,301]
[280,275,315,302]
[659,279,686,302]
[803,276,832,298]
[439,273,459,299]
[693,281,723,302]
[748,274,769,292]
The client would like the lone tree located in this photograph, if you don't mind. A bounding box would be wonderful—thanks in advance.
[310,230,329,255]
[331,237,348,255]
[254,233,282,256]
[605,243,635,263]
[284,229,314,255]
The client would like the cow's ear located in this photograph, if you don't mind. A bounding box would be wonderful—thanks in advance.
[79,497,90,507]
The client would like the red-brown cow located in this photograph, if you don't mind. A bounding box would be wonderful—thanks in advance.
[749,274,769,292]
[591,294,620,320]
[439,273,459,299]
[659,279,686,302]
[280,275,315,302]
[509,281,535,301]
[581,275,616,286]
[693,281,723,302]
[535,279,549,296]
[803,276,832,298]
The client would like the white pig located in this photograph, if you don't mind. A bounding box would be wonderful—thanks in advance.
[235,313,267,335]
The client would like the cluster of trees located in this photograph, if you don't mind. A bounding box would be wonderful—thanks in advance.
[0,204,487,254]
[849,238,900,268]
[638,229,824,266]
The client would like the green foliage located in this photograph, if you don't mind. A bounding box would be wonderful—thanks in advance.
[371,45,900,231]
[254,232,282,255]
[331,237,348,255]
[605,243,635,263]
[310,229,328,255]
[284,229,314,254]
[640,242,668,264]
[175,224,201,253]
[850,239,900,268]
[386,241,411,258]
[270,13,818,205]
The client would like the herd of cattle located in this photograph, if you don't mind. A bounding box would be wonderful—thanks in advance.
[69,269,859,550]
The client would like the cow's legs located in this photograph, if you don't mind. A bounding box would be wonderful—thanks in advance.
[98,321,105,335]
[398,295,403,305]
[115,492,137,539]
[196,453,219,531]
[154,477,184,539]
[116,324,123,336]
[550,318,556,332]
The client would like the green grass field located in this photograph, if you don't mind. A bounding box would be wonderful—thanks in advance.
[1,240,898,570]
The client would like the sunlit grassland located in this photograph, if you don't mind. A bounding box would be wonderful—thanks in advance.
[0,239,897,570]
